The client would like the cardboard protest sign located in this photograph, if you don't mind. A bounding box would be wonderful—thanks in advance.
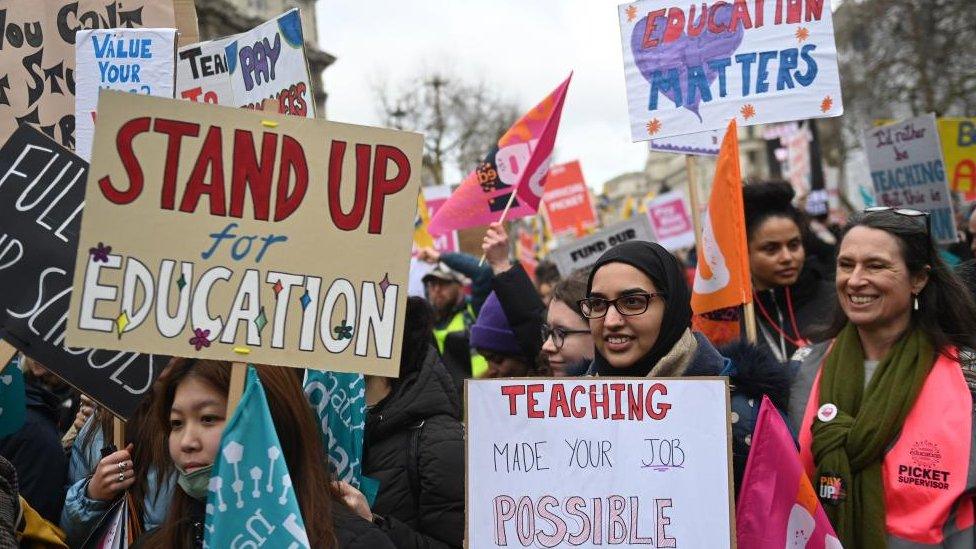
[550,216,655,276]
[540,161,597,236]
[176,37,234,105]
[0,1,176,149]
[864,114,957,244]
[937,118,976,195]
[619,0,842,141]
[645,190,695,251]
[66,91,423,376]
[466,378,734,547]
[227,9,313,117]
[0,125,165,418]
[650,129,721,156]
[75,28,177,161]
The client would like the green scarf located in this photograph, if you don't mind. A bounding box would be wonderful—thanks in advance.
[812,323,934,547]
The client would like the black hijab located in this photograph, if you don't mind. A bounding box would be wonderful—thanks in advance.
[586,241,692,377]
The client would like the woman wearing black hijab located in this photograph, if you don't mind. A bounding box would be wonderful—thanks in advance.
[582,241,790,493]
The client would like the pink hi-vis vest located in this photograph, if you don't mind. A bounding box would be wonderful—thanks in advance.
[799,348,975,543]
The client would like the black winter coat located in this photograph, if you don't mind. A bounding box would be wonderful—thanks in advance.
[752,265,835,363]
[0,381,67,524]
[491,263,547,364]
[364,346,465,549]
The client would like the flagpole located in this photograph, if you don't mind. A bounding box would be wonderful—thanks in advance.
[226,362,248,418]
[477,188,520,266]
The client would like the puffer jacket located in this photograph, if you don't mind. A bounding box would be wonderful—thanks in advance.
[363,346,465,549]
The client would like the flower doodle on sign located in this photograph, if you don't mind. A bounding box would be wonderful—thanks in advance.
[189,328,212,351]
[334,321,353,341]
[89,242,112,262]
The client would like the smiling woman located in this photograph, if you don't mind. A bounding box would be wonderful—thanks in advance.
[788,208,976,548]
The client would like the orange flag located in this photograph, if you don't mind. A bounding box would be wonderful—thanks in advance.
[691,119,752,314]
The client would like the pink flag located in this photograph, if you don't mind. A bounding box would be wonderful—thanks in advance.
[428,74,572,235]
[736,396,842,549]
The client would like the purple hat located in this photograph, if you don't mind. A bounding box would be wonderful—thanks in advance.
[469,292,521,356]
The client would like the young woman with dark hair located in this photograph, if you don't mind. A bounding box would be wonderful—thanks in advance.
[789,208,976,547]
[134,360,393,548]
[743,181,835,363]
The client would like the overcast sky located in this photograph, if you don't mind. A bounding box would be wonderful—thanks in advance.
[315,0,648,192]
[314,0,844,192]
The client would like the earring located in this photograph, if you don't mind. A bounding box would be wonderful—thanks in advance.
[913,293,919,311]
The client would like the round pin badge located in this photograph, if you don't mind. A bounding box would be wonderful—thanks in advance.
[817,403,838,422]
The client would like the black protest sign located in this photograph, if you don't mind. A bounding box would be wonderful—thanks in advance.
[0,124,165,418]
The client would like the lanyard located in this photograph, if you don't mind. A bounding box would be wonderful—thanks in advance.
[754,286,810,350]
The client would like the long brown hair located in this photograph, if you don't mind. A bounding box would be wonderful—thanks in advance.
[145,359,339,548]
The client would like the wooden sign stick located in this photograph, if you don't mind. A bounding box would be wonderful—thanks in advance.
[226,362,248,418]
[0,339,17,370]
[113,416,126,449]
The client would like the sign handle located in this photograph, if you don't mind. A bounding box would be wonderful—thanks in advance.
[477,190,519,267]
[742,302,758,344]
[113,416,125,449]
[226,362,248,418]
[685,155,703,246]
[0,339,17,369]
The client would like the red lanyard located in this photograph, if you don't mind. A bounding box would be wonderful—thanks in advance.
[754,286,810,349]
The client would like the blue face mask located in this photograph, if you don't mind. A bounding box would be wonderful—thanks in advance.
[176,464,213,501]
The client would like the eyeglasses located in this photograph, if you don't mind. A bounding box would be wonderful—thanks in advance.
[577,293,665,319]
[863,206,931,237]
[541,324,590,350]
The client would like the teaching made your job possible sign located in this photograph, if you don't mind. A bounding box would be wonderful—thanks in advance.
[466,378,733,548]
[619,0,843,141]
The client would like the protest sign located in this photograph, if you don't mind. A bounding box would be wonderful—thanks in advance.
[423,186,459,253]
[540,161,597,236]
[618,0,842,141]
[550,216,654,276]
[75,28,177,161]
[516,229,538,281]
[864,113,957,244]
[0,125,164,418]
[0,1,176,149]
[227,9,313,117]
[66,91,423,377]
[176,37,235,105]
[650,129,722,156]
[466,378,734,547]
[645,190,695,251]
[937,118,976,195]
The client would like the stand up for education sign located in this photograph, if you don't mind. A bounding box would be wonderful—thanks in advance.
[864,113,957,244]
[466,378,734,548]
[618,0,842,141]
[0,125,165,419]
[66,91,422,376]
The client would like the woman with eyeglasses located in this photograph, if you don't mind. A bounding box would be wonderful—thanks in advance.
[789,208,976,548]
[580,240,789,494]
[482,223,594,377]
[742,181,835,363]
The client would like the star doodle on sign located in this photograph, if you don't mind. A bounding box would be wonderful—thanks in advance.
[645,118,662,136]
[795,27,810,42]
[379,273,391,294]
[254,307,268,334]
[820,95,834,113]
[176,273,187,291]
[90,242,112,262]
[625,5,638,22]
[115,311,129,338]
[189,328,212,351]
[740,104,757,120]
[334,320,353,341]
[300,290,312,310]
[272,280,284,296]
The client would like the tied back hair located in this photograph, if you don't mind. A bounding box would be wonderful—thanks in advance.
[823,210,976,354]
[743,181,806,242]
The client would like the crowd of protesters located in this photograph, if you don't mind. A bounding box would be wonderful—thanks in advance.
[2,181,976,548]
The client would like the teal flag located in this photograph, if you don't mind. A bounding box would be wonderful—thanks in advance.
[0,354,25,437]
[303,370,378,503]
[205,367,309,548]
